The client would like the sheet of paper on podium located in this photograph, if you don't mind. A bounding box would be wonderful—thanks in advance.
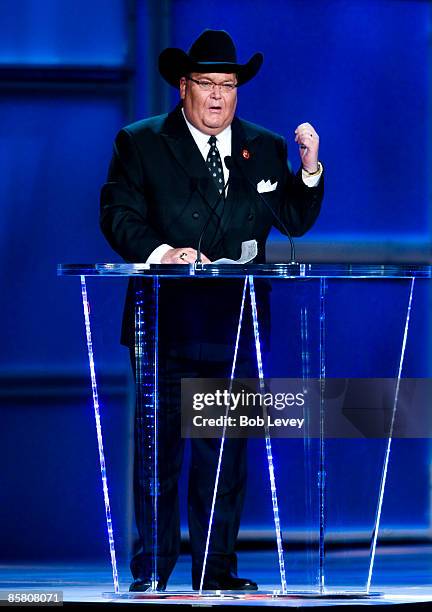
[212,239,257,264]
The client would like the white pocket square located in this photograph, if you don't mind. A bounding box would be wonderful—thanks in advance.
[257,179,278,193]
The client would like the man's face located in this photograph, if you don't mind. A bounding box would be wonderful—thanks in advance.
[180,72,238,135]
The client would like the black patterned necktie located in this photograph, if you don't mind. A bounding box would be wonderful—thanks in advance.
[206,135,224,194]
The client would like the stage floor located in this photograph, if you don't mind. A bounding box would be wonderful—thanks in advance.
[1,546,431,608]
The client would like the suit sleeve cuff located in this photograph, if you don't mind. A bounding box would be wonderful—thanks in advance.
[146,244,173,264]
[301,162,323,187]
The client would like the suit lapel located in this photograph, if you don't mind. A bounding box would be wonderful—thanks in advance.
[160,105,220,209]
[230,117,261,197]
[206,118,261,252]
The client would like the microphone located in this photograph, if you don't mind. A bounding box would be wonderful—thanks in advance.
[226,155,296,263]
[195,157,232,265]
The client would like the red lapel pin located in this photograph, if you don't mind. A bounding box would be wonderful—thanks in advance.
[241,148,251,160]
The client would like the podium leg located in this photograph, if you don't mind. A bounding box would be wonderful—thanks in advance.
[134,278,159,591]
[300,300,316,587]
[319,278,327,593]
[249,275,287,594]
[198,277,248,594]
[80,275,119,593]
[366,277,416,592]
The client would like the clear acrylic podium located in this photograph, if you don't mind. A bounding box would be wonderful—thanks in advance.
[57,262,431,600]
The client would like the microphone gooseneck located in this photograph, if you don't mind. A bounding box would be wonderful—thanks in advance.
[226,155,296,263]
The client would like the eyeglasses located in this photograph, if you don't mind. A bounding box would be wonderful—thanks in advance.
[186,76,238,93]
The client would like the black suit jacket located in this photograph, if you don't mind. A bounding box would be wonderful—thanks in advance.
[100,104,324,357]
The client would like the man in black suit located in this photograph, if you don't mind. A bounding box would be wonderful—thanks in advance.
[100,29,323,592]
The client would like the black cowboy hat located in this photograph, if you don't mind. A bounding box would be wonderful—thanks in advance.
[159,29,263,88]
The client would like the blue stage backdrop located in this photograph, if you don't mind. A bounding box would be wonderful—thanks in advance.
[0,0,431,564]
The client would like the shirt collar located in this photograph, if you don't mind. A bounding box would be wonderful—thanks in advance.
[181,108,232,152]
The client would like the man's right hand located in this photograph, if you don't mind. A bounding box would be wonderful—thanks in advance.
[161,247,211,264]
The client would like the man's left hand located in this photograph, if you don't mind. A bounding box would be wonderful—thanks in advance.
[294,122,320,173]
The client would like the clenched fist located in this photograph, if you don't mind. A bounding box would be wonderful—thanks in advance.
[294,122,320,174]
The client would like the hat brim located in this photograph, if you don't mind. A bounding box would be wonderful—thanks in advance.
[159,48,263,88]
